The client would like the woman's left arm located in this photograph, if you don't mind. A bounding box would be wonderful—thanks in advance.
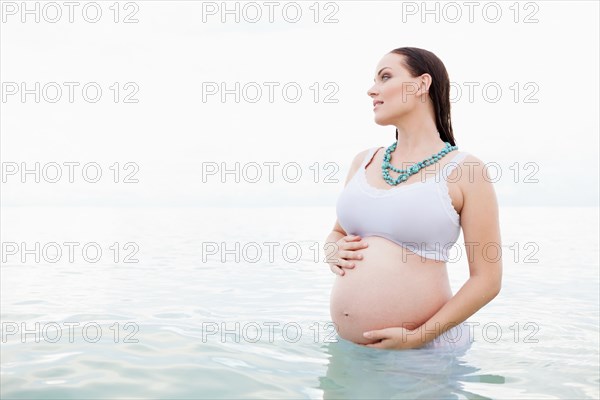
[364,156,503,349]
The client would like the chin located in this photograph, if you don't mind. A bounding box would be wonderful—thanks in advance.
[373,117,394,127]
[373,112,406,127]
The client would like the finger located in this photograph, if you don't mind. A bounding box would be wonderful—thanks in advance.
[344,239,369,248]
[331,267,344,276]
[329,264,345,276]
[344,235,362,242]
[341,250,362,261]
[363,330,387,340]
[344,241,368,251]
[364,340,387,349]
[351,240,369,249]
[331,265,344,275]
[334,255,355,269]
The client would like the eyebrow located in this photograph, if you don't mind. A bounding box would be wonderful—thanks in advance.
[373,67,391,82]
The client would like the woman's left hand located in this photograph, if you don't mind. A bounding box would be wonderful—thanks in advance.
[360,327,425,349]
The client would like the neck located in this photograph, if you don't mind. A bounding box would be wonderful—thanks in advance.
[394,108,445,159]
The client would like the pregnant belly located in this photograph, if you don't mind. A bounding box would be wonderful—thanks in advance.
[329,236,453,345]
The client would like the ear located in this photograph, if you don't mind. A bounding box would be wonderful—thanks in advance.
[418,73,432,96]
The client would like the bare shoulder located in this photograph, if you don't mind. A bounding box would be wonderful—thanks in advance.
[351,148,372,168]
[457,152,499,205]
[343,148,372,186]
[458,152,493,184]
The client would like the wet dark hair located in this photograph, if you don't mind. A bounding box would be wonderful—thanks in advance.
[388,47,456,146]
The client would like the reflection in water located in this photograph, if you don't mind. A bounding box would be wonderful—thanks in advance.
[317,333,503,399]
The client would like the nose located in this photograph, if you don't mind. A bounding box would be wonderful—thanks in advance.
[367,84,378,98]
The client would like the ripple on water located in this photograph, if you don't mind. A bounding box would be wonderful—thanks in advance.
[153,312,192,319]
[1,206,598,399]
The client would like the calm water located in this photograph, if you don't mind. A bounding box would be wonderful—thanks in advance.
[1,206,598,399]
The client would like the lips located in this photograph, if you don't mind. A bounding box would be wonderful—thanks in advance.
[373,100,384,108]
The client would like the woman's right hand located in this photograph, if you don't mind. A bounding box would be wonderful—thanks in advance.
[327,235,369,276]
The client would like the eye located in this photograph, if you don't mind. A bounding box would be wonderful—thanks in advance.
[381,73,391,81]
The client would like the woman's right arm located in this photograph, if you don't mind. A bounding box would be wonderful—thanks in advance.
[323,149,370,276]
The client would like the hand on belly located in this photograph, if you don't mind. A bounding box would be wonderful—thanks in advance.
[329,236,452,345]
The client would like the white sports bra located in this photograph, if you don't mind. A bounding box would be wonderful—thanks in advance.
[336,146,470,262]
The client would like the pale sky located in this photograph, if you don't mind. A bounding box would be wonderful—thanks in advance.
[1,0,598,207]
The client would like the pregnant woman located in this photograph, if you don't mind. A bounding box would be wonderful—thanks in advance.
[325,47,503,350]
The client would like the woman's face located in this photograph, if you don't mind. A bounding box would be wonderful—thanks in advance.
[367,53,430,126]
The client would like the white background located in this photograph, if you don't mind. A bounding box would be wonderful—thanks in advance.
[1,0,598,207]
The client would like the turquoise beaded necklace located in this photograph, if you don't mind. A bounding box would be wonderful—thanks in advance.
[382,141,458,186]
